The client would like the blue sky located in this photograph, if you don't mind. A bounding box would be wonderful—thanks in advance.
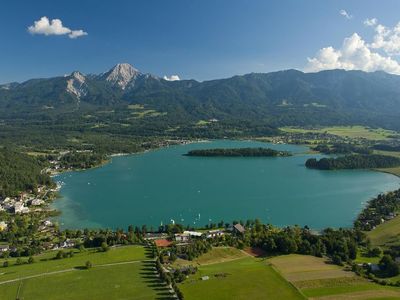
[1,0,400,83]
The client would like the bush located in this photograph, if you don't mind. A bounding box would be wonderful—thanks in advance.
[3,261,9,267]
[85,260,92,269]
[28,256,34,264]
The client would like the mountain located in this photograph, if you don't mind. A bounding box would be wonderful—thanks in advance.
[2,64,400,130]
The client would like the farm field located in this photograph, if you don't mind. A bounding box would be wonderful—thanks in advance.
[280,126,396,140]
[269,254,400,299]
[0,245,170,300]
[178,256,305,300]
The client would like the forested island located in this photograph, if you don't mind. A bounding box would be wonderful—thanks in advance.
[185,147,291,157]
[305,154,400,170]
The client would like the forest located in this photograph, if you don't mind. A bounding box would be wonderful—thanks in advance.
[305,154,400,170]
[0,148,54,198]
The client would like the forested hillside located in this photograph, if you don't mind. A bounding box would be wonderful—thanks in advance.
[0,148,53,197]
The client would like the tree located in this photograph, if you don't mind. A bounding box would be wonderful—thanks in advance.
[85,260,92,269]
[100,242,109,252]
[379,255,399,277]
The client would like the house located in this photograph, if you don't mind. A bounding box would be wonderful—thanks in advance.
[175,232,190,242]
[0,221,7,232]
[13,202,29,214]
[206,229,224,238]
[183,231,203,238]
[155,239,173,248]
[0,244,9,252]
[144,233,168,240]
[233,223,245,234]
[30,199,45,206]
[368,263,380,272]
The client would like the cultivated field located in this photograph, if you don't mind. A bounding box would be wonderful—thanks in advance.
[269,254,400,299]
[178,256,305,300]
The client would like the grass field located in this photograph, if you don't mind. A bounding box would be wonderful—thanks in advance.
[269,254,400,299]
[173,247,247,267]
[179,256,305,300]
[367,215,400,248]
[0,245,173,300]
[280,126,396,140]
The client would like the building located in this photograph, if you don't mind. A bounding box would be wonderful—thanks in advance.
[13,202,29,214]
[206,229,224,239]
[155,239,173,248]
[0,244,9,252]
[233,223,245,234]
[0,221,7,232]
[30,199,45,206]
[175,232,190,242]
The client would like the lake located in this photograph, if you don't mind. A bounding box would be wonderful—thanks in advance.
[53,140,400,230]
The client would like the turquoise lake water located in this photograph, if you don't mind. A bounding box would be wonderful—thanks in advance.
[54,140,400,230]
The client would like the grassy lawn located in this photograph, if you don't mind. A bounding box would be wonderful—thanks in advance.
[0,245,147,282]
[269,254,400,299]
[179,257,305,300]
[0,245,171,300]
[280,126,396,140]
[173,247,247,267]
[367,215,400,248]
[1,261,168,300]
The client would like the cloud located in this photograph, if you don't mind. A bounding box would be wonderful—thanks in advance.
[163,75,180,81]
[339,9,352,20]
[28,16,87,39]
[305,18,400,74]
[364,18,377,26]
[369,22,400,55]
[306,33,400,74]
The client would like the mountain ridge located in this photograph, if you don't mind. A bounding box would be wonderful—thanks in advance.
[2,65,400,130]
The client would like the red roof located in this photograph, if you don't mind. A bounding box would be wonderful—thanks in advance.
[155,239,173,247]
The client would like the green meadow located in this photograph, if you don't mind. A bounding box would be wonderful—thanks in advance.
[178,256,305,300]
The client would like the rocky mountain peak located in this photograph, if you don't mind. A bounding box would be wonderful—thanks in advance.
[102,63,141,90]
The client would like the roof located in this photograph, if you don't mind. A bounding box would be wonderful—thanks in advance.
[154,239,173,248]
[233,223,245,233]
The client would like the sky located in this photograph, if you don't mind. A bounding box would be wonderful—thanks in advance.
[2,0,400,83]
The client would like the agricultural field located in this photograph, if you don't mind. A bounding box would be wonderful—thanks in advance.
[0,245,171,300]
[280,126,397,140]
[178,256,305,300]
[269,254,400,299]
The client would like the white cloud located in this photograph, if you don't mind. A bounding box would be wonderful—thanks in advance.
[68,30,88,39]
[163,75,180,81]
[364,18,377,26]
[306,33,400,74]
[369,22,400,55]
[28,16,87,39]
[340,9,352,20]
